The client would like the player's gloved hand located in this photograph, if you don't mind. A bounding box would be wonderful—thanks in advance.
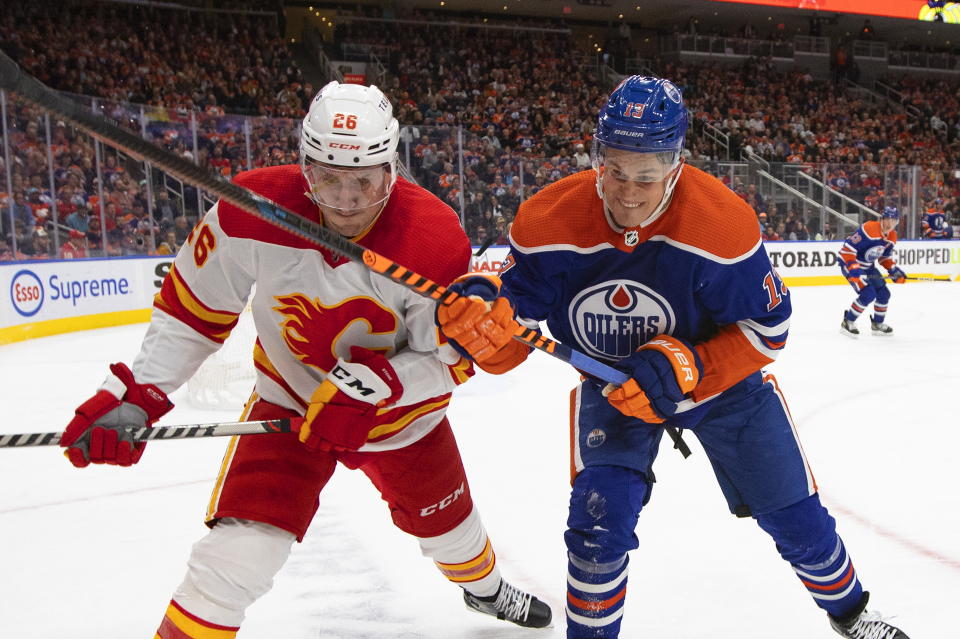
[887,266,907,284]
[299,346,403,452]
[60,362,174,468]
[435,274,530,374]
[845,266,868,291]
[604,335,703,423]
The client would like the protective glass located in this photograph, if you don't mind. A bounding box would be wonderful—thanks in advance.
[302,159,396,210]
[591,141,682,184]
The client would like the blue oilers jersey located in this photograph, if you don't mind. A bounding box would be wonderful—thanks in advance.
[922,212,952,239]
[838,220,897,271]
[500,167,790,429]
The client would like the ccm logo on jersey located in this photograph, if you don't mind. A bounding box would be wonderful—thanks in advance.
[646,338,695,383]
[420,483,466,516]
[328,142,361,150]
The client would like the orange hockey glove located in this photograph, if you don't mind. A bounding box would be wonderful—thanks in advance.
[605,335,702,423]
[887,266,907,284]
[436,274,530,374]
[299,346,403,452]
[60,362,173,467]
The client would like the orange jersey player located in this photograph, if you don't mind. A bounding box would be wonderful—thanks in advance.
[436,75,910,639]
[58,81,551,637]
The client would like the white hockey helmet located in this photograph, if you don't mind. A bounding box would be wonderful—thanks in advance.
[300,81,400,210]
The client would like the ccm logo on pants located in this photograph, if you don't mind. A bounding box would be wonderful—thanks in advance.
[421,483,466,516]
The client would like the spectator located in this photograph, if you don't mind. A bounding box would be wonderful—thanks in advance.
[172,216,192,245]
[65,205,91,234]
[60,229,87,259]
[156,230,179,255]
[573,143,591,169]
[25,228,51,259]
[10,191,34,228]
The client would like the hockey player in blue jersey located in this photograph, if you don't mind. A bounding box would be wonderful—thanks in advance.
[921,207,954,239]
[839,207,908,337]
[436,76,910,639]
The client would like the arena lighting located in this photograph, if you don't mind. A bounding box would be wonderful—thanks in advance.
[707,0,960,23]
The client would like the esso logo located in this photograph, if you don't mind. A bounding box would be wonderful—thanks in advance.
[10,269,45,317]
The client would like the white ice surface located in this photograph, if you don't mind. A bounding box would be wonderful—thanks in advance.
[1,284,957,638]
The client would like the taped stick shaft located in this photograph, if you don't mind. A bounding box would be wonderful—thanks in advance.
[0,418,299,448]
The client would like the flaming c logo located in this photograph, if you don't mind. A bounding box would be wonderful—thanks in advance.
[273,294,397,371]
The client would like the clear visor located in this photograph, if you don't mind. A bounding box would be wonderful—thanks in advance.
[302,157,397,210]
[591,140,682,184]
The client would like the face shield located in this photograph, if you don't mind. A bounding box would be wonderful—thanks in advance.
[302,155,398,211]
[591,139,682,184]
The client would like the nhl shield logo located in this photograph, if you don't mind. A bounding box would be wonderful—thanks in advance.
[624,230,639,247]
[569,279,676,359]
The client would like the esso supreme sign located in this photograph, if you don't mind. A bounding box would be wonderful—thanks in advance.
[10,269,44,317]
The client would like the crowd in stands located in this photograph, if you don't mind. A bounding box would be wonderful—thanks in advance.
[669,57,960,233]
[0,1,306,118]
[4,4,960,261]
[333,17,607,243]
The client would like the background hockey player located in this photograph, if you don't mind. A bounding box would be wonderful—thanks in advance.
[435,75,910,639]
[839,206,908,337]
[921,205,954,239]
[58,81,550,638]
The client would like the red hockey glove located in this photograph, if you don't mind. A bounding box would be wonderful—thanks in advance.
[60,362,173,468]
[299,346,403,452]
[605,335,702,423]
[436,274,530,374]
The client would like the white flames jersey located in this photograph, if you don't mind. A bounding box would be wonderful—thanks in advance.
[134,165,474,451]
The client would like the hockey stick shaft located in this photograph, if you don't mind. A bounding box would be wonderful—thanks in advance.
[884,275,953,282]
[0,50,626,386]
[0,418,300,448]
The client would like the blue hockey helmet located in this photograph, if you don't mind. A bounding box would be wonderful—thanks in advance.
[881,206,900,219]
[594,76,687,163]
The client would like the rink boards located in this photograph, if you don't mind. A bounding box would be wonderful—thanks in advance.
[1,240,957,345]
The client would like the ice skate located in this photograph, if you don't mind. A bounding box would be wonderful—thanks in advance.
[830,593,909,639]
[463,580,552,628]
[840,314,860,338]
[870,320,893,336]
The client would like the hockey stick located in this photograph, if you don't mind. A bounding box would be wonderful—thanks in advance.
[473,234,496,257]
[884,275,953,282]
[0,51,624,386]
[0,418,299,449]
[0,53,690,457]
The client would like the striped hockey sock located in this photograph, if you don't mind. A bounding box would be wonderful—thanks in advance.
[791,537,863,618]
[872,303,888,324]
[845,302,865,322]
[155,600,238,639]
[565,552,629,638]
[434,536,499,593]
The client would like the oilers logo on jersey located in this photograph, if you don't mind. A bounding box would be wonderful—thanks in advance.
[864,245,889,262]
[569,279,675,360]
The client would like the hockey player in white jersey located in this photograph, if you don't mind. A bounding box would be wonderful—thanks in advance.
[58,81,551,637]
